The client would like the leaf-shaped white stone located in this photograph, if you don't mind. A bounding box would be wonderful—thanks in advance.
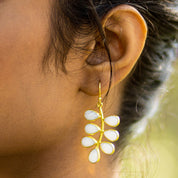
[100,142,115,155]
[85,124,100,135]
[84,110,100,121]
[88,148,100,163]
[104,116,120,127]
[104,129,119,142]
[81,136,97,147]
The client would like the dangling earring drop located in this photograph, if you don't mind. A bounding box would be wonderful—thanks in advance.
[81,82,120,163]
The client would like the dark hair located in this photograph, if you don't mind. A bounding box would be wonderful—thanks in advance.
[43,0,178,152]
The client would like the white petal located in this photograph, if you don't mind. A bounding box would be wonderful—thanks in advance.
[81,137,97,147]
[88,148,100,163]
[104,129,119,142]
[104,116,120,127]
[84,110,100,121]
[100,142,115,155]
[85,124,100,135]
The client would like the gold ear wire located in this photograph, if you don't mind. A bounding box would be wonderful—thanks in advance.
[81,82,120,163]
[98,82,102,104]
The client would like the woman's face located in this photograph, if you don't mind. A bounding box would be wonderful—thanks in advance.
[0,0,87,155]
[0,1,146,161]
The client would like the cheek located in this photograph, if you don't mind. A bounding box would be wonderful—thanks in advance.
[0,2,69,154]
[0,2,49,76]
[0,1,50,88]
[0,4,48,112]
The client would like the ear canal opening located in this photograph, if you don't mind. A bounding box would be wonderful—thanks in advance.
[86,42,108,65]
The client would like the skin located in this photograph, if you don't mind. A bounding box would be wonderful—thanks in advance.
[0,0,147,177]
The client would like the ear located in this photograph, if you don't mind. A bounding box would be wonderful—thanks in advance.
[80,5,147,95]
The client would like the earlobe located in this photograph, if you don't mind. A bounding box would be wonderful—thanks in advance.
[80,5,147,95]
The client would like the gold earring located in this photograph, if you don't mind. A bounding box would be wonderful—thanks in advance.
[81,82,120,163]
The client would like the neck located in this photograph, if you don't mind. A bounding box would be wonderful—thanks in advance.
[0,122,116,178]
[0,85,123,178]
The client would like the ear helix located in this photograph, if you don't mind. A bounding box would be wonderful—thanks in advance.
[81,82,120,163]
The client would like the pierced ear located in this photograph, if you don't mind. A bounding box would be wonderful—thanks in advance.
[80,5,147,95]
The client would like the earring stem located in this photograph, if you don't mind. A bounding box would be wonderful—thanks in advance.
[97,82,104,146]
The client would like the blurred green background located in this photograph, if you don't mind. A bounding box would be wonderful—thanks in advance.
[151,60,178,178]
[120,60,178,178]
